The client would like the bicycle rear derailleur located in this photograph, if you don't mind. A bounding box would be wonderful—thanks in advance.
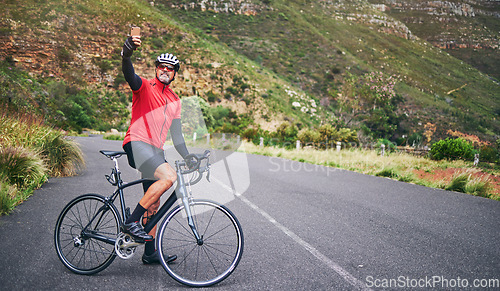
[114,232,142,259]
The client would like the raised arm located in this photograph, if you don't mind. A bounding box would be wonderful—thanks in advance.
[121,36,142,91]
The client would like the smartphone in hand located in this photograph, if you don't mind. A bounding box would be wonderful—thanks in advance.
[131,27,141,37]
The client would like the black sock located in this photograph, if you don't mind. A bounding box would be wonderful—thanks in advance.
[145,240,156,256]
[125,203,147,224]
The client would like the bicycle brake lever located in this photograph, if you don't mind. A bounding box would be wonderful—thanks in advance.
[206,164,211,182]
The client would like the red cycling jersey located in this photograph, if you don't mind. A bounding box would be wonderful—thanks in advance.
[123,76,181,149]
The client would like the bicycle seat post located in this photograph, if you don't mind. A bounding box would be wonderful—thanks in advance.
[111,157,120,172]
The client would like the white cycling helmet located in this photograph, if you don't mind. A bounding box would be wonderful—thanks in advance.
[155,53,180,71]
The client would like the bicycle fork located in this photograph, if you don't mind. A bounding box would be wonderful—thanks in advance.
[177,171,203,245]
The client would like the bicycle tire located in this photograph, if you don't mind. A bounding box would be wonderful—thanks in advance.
[54,194,120,275]
[157,199,244,287]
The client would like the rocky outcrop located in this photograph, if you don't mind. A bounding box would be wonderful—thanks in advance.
[316,0,416,40]
[0,14,119,85]
[386,1,477,17]
[164,0,269,15]
[375,0,499,50]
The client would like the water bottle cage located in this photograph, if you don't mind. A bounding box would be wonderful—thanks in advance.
[105,168,118,186]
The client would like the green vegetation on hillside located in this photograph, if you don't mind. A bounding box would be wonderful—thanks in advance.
[0,60,130,132]
[2,0,498,143]
[155,0,499,142]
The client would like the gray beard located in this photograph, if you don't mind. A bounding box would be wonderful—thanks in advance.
[158,74,170,84]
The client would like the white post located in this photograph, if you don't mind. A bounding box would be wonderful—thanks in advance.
[381,144,385,156]
[259,137,264,147]
[193,132,197,142]
[237,135,241,144]
[206,133,210,145]
[296,140,300,150]
[336,142,341,152]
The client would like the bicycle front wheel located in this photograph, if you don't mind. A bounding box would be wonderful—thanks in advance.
[54,194,120,275]
[157,199,244,287]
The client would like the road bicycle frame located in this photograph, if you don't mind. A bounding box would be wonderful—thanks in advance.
[55,149,243,286]
[84,151,209,245]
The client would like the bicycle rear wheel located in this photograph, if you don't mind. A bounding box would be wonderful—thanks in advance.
[54,194,120,275]
[157,199,244,287]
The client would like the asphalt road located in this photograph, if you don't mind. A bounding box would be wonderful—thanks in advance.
[0,135,498,290]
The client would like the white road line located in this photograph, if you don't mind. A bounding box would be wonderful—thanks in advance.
[213,177,372,291]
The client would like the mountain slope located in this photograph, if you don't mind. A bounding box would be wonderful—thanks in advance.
[156,0,499,139]
[367,0,500,81]
[2,0,320,132]
[1,0,498,142]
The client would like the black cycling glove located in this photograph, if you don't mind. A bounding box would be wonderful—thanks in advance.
[121,37,137,58]
[185,156,198,170]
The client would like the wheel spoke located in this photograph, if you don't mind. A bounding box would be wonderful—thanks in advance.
[55,195,119,274]
[158,200,243,287]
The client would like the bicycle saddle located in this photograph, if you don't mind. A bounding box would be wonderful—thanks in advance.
[99,150,127,158]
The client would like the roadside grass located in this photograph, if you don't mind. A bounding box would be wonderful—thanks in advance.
[103,133,125,141]
[0,110,85,215]
[239,141,499,201]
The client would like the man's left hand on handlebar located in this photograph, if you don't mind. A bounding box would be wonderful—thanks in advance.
[185,155,198,170]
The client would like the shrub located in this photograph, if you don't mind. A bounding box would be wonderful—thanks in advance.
[375,138,397,153]
[318,124,339,142]
[444,171,492,198]
[275,122,298,141]
[104,134,124,141]
[297,128,321,146]
[0,146,47,190]
[0,177,17,215]
[113,72,126,89]
[57,47,72,67]
[407,132,423,147]
[376,167,399,179]
[206,90,217,103]
[241,127,259,141]
[465,176,491,198]
[0,110,86,215]
[38,131,85,177]
[0,110,85,177]
[479,145,498,163]
[398,173,415,183]
[445,173,469,193]
[337,128,358,144]
[430,138,475,161]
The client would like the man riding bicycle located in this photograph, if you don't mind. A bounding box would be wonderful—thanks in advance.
[120,34,189,264]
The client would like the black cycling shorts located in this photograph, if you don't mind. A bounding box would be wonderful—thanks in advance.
[123,141,167,180]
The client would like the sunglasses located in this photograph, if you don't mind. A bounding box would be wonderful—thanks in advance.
[157,64,175,72]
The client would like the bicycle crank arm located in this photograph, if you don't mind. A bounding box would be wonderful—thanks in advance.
[118,240,142,248]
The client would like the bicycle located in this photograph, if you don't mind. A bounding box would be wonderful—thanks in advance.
[54,149,244,287]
